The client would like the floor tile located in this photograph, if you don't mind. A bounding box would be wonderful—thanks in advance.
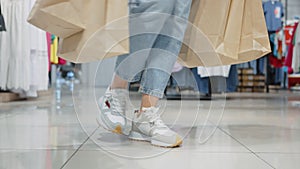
[0,150,76,169]
[220,125,300,153]
[216,94,300,154]
[63,150,274,169]
[81,125,250,157]
[0,97,89,150]
[1,87,299,168]
[258,153,300,169]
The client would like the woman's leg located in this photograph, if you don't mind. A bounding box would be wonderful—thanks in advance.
[139,0,193,109]
[98,0,163,135]
[141,94,159,109]
[100,0,192,147]
[110,74,128,89]
[128,0,193,148]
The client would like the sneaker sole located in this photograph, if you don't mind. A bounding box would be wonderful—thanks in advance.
[96,117,129,136]
[129,131,182,148]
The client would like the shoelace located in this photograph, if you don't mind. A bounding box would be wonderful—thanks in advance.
[108,94,126,114]
[145,108,168,130]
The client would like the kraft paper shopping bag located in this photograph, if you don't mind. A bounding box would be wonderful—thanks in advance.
[28,0,270,66]
[28,0,129,63]
[179,0,271,67]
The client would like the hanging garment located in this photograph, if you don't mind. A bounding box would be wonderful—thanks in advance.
[191,66,238,94]
[226,65,238,92]
[197,66,231,78]
[50,35,59,64]
[263,0,284,31]
[0,2,6,31]
[285,22,299,74]
[49,35,67,65]
[292,24,300,73]
[0,0,10,88]
[46,32,51,71]
[270,30,285,68]
[273,30,285,59]
[285,24,296,46]
[270,55,285,68]
[23,0,49,93]
[0,0,31,90]
[0,0,48,95]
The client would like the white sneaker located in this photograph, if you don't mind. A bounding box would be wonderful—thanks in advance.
[129,107,183,148]
[97,88,133,135]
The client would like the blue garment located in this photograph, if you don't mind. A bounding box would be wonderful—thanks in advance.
[263,1,284,31]
[191,68,209,94]
[275,67,283,84]
[226,65,238,92]
[239,58,265,75]
[257,57,266,75]
[191,66,238,94]
[115,0,192,98]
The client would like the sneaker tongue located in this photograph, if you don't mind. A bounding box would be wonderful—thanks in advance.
[141,107,168,128]
[142,107,160,120]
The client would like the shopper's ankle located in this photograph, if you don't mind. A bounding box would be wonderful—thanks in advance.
[139,106,157,113]
[110,86,127,90]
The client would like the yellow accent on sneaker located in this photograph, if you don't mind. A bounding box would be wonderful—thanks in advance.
[171,136,183,147]
[112,125,122,134]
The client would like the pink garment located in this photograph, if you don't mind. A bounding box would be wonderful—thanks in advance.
[58,58,67,65]
[284,22,299,74]
[46,32,51,71]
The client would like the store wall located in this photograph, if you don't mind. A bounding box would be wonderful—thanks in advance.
[287,0,300,19]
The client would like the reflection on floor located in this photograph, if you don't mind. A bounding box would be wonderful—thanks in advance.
[0,86,299,169]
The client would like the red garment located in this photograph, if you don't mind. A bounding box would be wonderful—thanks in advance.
[284,25,295,46]
[270,55,285,68]
[284,22,299,74]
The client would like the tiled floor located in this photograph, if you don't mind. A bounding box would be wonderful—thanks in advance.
[0,86,299,169]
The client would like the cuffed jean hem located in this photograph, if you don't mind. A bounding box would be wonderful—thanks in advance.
[139,86,164,98]
[115,70,143,83]
[115,69,166,98]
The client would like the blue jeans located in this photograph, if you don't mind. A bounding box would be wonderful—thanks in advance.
[115,0,192,98]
